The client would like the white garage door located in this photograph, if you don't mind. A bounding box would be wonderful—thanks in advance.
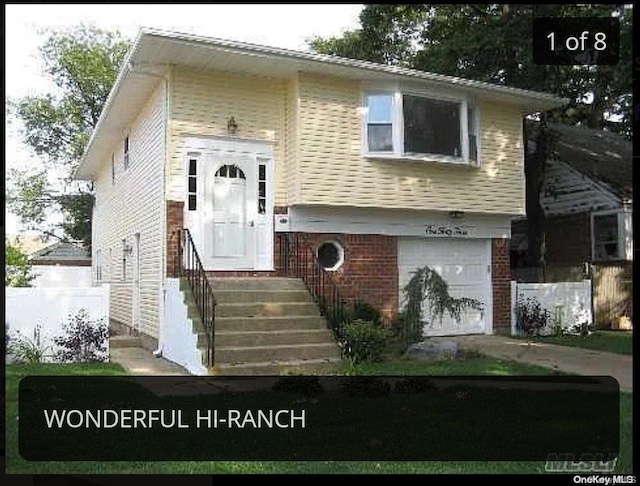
[398,237,492,336]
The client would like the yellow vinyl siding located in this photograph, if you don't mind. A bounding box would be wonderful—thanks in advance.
[285,75,300,205]
[168,67,287,205]
[93,81,166,338]
[296,73,526,215]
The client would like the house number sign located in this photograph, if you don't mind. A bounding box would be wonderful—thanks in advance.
[425,224,469,236]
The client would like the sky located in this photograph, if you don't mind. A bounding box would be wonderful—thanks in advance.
[4,3,364,236]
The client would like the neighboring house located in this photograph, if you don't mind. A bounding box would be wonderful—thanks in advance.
[6,233,50,256]
[74,28,564,373]
[512,122,633,268]
[511,123,632,328]
[28,241,93,288]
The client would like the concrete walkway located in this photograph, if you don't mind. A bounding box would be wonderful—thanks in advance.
[456,335,633,392]
[109,335,633,392]
[109,347,190,376]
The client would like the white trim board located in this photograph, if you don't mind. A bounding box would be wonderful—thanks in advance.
[289,206,512,239]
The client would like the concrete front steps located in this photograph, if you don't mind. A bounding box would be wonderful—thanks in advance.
[183,277,343,375]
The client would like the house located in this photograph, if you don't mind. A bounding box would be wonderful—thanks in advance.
[74,28,565,374]
[28,241,93,288]
[511,122,632,328]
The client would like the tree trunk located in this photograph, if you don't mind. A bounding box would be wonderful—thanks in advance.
[524,119,549,277]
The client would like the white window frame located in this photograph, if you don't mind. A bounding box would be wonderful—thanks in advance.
[362,87,481,166]
[590,210,626,261]
[123,134,130,171]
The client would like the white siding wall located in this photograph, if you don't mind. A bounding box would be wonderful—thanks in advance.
[541,159,620,216]
[92,81,166,339]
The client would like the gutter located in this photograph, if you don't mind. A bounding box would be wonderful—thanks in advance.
[141,27,569,108]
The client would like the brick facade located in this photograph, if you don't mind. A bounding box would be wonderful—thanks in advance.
[168,201,506,333]
[166,200,184,278]
[492,237,512,334]
[283,232,399,322]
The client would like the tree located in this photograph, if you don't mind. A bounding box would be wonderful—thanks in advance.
[309,4,633,267]
[7,25,130,249]
[5,243,37,287]
[309,4,633,136]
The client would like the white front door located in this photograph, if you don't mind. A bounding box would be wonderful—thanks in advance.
[183,137,275,272]
[206,157,256,269]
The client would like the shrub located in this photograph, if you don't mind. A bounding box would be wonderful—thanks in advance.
[54,309,109,363]
[347,300,383,325]
[7,324,52,364]
[342,319,392,365]
[515,297,551,337]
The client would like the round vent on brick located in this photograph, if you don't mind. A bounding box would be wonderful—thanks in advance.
[316,241,344,271]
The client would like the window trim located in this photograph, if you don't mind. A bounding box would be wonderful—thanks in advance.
[123,134,130,171]
[111,152,115,185]
[590,210,626,262]
[362,87,481,166]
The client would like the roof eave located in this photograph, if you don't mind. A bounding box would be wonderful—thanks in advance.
[73,30,146,181]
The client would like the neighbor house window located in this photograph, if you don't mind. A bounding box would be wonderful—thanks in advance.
[363,90,480,165]
[187,158,197,211]
[123,135,130,170]
[592,212,623,261]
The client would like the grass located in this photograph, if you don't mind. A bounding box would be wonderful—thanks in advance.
[5,357,632,475]
[526,330,633,355]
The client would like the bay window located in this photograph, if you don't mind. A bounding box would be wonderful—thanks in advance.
[364,89,481,165]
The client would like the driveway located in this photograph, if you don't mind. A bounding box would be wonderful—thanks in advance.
[457,334,633,392]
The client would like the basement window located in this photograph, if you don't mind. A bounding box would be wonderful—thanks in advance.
[317,241,345,272]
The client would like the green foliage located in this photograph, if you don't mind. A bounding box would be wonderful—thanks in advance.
[53,309,109,363]
[342,319,392,365]
[309,4,633,137]
[345,299,383,325]
[5,243,37,287]
[399,265,485,347]
[8,25,130,247]
[7,325,52,364]
[515,297,551,337]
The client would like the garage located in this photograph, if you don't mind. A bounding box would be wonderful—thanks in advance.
[398,237,492,336]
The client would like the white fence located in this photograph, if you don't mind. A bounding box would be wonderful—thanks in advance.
[511,280,592,336]
[5,285,110,362]
[32,265,93,288]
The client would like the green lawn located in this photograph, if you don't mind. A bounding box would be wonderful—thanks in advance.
[528,330,633,355]
[5,358,632,474]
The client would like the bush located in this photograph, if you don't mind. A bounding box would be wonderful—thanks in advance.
[342,319,392,365]
[7,324,52,364]
[347,300,383,325]
[53,309,109,363]
[515,297,551,337]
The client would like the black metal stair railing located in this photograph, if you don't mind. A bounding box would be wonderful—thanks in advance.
[176,228,216,368]
[278,233,349,349]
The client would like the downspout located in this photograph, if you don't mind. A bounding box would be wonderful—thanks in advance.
[155,65,172,358]
[127,62,170,357]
